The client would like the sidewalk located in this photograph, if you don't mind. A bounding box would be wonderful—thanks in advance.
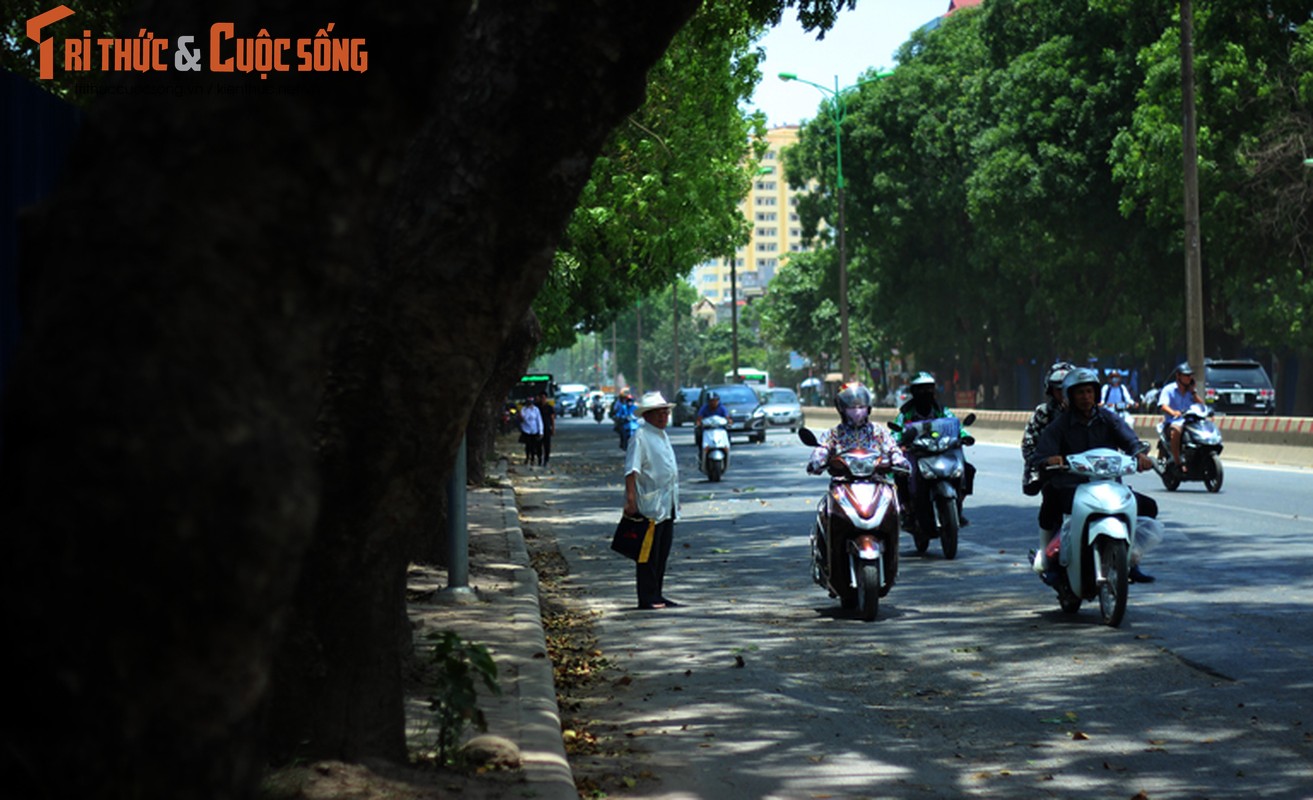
[404,460,576,800]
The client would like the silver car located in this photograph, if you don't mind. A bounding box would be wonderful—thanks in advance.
[759,387,804,432]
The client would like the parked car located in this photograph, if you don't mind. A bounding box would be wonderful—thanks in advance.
[696,384,767,443]
[672,387,701,427]
[759,387,804,432]
[1142,359,1275,416]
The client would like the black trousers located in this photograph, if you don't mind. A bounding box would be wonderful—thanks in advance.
[636,516,674,606]
[540,433,553,465]
[1038,484,1158,531]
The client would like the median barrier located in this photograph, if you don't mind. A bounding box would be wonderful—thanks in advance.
[800,406,1313,469]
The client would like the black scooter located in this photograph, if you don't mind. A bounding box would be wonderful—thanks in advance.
[1154,403,1224,492]
[889,413,975,559]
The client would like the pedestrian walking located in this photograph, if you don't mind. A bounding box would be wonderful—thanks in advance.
[518,399,543,465]
[536,390,556,467]
[623,391,680,610]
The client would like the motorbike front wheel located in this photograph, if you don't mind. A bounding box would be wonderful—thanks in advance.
[706,457,723,483]
[857,562,880,621]
[913,500,935,555]
[1097,538,1129,627]
[1203,453,1224,493]
[935,495,959,560]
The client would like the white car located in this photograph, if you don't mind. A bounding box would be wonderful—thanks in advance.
[759,388,804,432]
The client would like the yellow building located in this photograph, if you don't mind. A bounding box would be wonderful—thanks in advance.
[690,125,813,311]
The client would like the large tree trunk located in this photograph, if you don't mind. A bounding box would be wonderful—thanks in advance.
[466,311,541,487]
[1,0,699,796]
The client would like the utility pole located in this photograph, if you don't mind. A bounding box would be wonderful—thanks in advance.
[611,321,619,393]
[730,258,740,381]
[671,280,681,394]
[1181,0,1206,385]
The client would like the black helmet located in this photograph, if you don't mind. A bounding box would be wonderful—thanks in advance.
[834,382,873,426]
[1175,362,1195,378]
[707,391,720,402]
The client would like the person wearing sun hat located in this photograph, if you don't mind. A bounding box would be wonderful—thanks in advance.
[623,391,681,610]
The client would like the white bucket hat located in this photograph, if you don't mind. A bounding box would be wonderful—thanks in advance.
[635,390,675,414]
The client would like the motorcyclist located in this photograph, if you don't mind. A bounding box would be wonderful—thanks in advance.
[1021,361,1074,496]
[612,391,638,451]
[1100,369,1136,411]
[805,382,909,583]
[1029,367,1158,583]
[1159,362,1204,472]
[892,372,977,526]
[694,391,727,451]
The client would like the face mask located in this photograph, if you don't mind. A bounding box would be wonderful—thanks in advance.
[843,406,869,426]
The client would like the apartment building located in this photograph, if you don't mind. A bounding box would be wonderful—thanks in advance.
[690,125,813,314]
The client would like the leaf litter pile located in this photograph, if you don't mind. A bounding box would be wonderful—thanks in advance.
[525,526,655,798]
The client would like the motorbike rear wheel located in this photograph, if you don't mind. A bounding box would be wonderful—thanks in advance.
[857,563,880,621]
[935,495,959,560]
[1097,538,1129,627]
[1203,453,1224,493]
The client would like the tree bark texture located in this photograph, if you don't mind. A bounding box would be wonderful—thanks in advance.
[1,0,699,797]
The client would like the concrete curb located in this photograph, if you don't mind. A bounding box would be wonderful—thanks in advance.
[491,478,577,800]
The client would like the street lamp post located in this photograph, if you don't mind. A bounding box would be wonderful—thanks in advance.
[779,69,893,382]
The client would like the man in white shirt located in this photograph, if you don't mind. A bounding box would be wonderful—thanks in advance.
[624,391,681,610]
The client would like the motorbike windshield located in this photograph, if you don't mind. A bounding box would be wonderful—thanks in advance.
[1067,448,1136,478]
[908,417,962,453]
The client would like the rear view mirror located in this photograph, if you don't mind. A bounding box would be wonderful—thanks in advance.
[962,413,977,426]
[798,428,820,447]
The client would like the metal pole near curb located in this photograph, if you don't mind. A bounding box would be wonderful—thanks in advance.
[442,431,473,597]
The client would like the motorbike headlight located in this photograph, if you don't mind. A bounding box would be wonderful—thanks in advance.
[949,465,964,480]
[918,459,937,480]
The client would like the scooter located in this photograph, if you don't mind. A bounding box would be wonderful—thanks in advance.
[1108,401,1136,429]
[1036,448,1139,627]
[697,415,731,482]
[592,399,605,423]
[889,413,975,559]
[798,427,904,621]
[1154,403,1224,493]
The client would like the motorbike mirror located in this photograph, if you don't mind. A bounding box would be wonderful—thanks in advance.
[797,427,820,447]
[887,421,903,433]
[962,412,977,426]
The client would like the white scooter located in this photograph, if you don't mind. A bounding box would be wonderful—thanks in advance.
[697,415,731,482]
[1037,448,1139,627]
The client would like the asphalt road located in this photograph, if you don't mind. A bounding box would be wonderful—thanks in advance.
[522,416,1313,799]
